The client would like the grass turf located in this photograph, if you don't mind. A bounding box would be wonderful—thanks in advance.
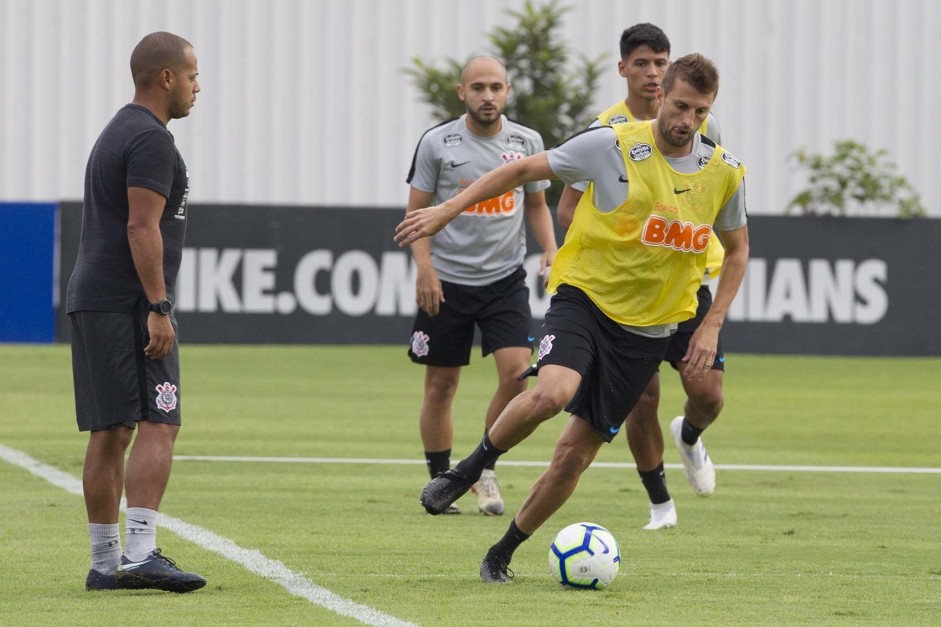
[1,345,939,625]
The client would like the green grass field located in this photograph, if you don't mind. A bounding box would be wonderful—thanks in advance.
[1,345,939,626]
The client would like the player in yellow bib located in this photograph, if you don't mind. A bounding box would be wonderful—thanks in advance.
[396,53,750,584]
[557,24,730,531]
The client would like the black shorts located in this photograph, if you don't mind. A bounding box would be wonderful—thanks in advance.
[662,285,725,371]
[408,266,533,367]
[531,285,669,442]
[70,305,182,432]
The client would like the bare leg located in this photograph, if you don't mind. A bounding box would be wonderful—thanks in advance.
[515,416,604,534]
[625,372,663,472]
[484,347,530,431]
[124,421,179,510]
[420,364,581,517]
[677,365,724,430]
[419,366,461,452]
[83,427,134,523]
[487,365,581,451]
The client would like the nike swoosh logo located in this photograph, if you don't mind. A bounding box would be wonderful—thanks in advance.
[674,187,692,194]
[608,426,620,434]
[618,175,628,183]
[527,336,535,342]
[128,519,149,525]
[119,560,150,571]
[448,160,470,168]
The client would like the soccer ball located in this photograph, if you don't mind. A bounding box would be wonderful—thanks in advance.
[548,521,620,590]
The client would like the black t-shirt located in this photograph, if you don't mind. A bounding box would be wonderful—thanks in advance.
[67,104,189,314]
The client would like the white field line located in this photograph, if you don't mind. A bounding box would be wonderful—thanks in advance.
[0,443,418,627]
[173,455,941,474]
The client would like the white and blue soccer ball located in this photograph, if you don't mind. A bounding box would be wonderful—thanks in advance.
[548,521,620,590]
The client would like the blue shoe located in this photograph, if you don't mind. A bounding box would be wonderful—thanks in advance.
[85,568,120,591]
[115,549,206,593]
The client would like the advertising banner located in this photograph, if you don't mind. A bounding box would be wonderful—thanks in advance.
[56,204,940,356]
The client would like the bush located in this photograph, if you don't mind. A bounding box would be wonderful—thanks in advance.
[787,140,926,218]
[405,0,607,205]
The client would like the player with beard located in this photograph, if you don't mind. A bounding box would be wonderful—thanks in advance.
[557,23,729,531]
[404,55,557,516]
[396,54,749,583]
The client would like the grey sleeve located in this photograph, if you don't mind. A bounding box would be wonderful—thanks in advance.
[547,126,618,187]
[715,179,748,232]
[408,135,439,194]
[569,119,603,193]
[523,132,551,194]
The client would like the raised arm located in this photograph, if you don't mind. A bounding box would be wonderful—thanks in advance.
[394,153,556,247]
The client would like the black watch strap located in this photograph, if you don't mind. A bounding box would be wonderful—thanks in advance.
[149,299,173,315]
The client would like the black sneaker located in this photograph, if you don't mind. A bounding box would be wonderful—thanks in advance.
[420,469,475,515]
[115,549,206,593]
[479,554,513,584]
[85,568,120,591]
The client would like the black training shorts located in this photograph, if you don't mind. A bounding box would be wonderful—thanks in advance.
[408,266,533,367]
[530,285,669,442]
[70,306,182,432]
[662,284,726,371]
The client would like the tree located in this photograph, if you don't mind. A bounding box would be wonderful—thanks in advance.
[405,0,607,205]
[787,140,926,218]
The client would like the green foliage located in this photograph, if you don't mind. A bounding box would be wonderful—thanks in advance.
[405,0,607,204]
[787,139,926,218]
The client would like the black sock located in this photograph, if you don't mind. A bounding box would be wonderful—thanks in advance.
[681,418,704,446]
[483,430,497,471]
[638,462,671,504]
[425,449,451,479]
[487,518,531,563]
[454,433,505,479]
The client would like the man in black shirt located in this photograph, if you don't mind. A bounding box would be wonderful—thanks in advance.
[67,31,205,593]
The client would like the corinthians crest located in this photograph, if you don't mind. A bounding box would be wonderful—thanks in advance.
[410,331,430,358]
[155,382,178,413]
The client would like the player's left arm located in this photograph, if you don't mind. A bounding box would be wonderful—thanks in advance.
[523,189,558,279]
[683,223,749,380]
[395,153,556,246]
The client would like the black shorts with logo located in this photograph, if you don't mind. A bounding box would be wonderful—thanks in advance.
[662,284,725,371]
[531,285,669,442]
[70,304,182,432]
[408,266,533,367]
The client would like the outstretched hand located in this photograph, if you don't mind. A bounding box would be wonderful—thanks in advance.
[394,206,452,247]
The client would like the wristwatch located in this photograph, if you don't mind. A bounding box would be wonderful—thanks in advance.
[149,298,173,315]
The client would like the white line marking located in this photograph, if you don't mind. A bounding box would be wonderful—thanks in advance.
[0,443,418,627]
[173,455,941,474]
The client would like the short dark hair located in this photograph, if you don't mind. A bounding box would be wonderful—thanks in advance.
[130,32,193,88]
[662,53,720,98]
[619,23,670,60]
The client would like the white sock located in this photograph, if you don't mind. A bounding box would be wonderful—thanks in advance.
[124,507,158,562]
[89,523,121,575]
